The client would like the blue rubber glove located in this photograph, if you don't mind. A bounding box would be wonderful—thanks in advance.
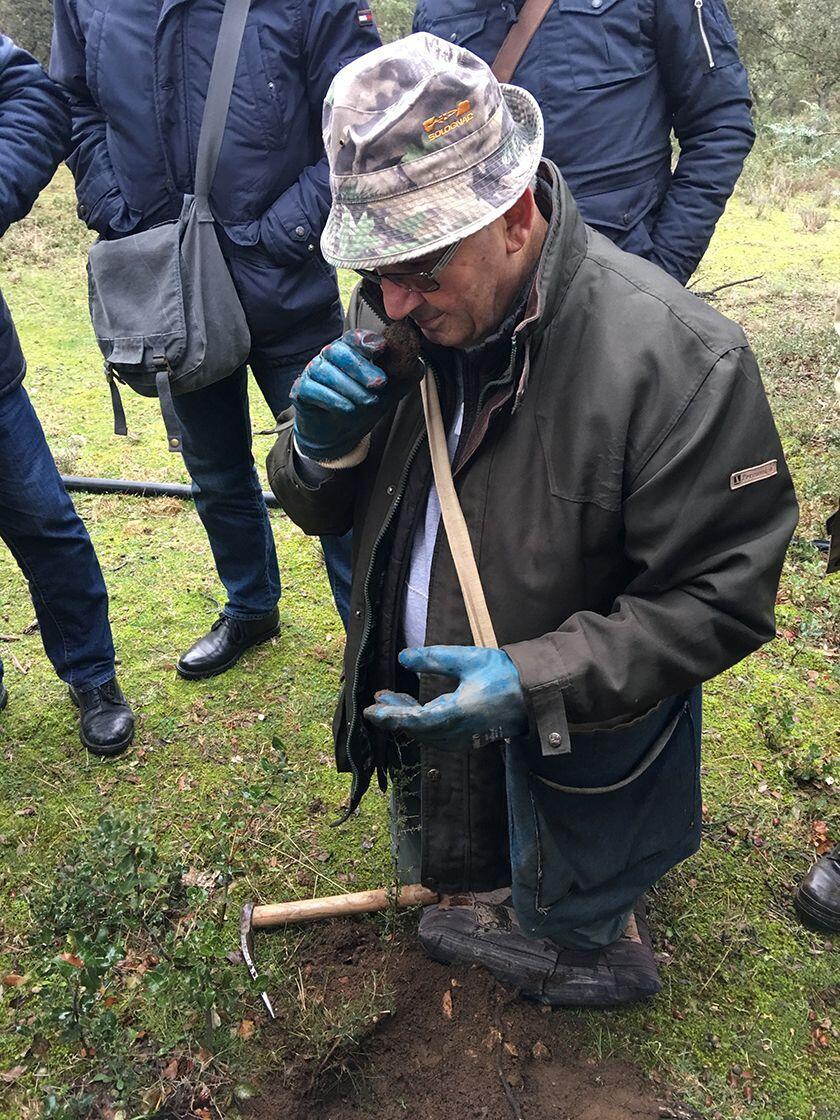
[364,645,529,748]
[290,330,415,464]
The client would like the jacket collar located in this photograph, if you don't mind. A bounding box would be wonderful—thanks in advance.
[511,160,588,407]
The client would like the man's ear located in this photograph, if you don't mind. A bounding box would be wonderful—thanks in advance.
[503,188,536,255]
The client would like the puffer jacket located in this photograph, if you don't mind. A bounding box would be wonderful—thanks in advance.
[49,0,381,368]
[414,0,755,285]
[267,162,798,889]
[0,36,71,397]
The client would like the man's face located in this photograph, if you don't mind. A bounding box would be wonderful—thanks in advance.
[378,218,515,350]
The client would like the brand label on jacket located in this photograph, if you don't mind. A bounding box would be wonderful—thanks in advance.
[730,460,778,490]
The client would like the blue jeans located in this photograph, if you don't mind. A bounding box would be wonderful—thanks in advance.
[0,385,115,691]
[172,359,352,626]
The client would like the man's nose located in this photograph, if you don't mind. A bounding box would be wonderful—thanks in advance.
[381,279,425,321]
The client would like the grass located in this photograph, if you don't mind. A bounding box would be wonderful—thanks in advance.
[0,164,837,1119]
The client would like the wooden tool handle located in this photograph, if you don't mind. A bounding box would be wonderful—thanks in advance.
[251,884,439,929]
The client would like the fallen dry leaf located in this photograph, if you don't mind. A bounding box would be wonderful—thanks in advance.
[236,1020,255,1040]
[532,1041,550,1060]
[162,1057,180,1080]
[503,1041,520,1058]
[483,1027,502,1051]
[2,973,25,987]
[58,953,83,969]
[0,1066,25,1084]
[182,867,219,892]
[441,990,453,1020]
[811,820,832,856]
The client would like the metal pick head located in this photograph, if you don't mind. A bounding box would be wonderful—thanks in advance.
[239,902,276,1020]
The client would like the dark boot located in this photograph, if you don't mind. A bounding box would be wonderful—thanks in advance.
[69,676,135,757]
[795,845,840,933]
[0,683,7,711]
[418,891,661,1007]
[176,609,280,680]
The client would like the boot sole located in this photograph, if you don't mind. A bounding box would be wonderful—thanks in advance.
[69,689,135,758]
[175,624,281,680]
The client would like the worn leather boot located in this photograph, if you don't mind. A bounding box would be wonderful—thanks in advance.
[0,683,7,711]
[176,609,280,680]
[69,677,135,757]
[795,845,840,933]
[418,891,660,1007]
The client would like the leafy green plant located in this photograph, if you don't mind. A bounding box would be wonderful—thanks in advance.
[29,812,188,947]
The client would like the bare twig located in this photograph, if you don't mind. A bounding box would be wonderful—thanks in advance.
[494,996,524,1120]
[688,274,764,299]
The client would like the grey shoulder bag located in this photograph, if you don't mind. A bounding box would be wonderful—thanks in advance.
[87,0,252,451]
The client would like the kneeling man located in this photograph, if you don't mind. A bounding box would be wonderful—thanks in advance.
[268,34,798,1005]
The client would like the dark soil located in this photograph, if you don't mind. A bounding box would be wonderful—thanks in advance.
[244,919,691,1120]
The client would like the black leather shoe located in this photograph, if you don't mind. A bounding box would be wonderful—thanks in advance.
[795,845,840,933]
[176,610,280,680]
[69,677,135,757]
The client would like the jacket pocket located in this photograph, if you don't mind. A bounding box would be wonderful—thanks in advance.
[84,6,106,105]
[576,175,663,258]
[693,0,743,71]
[557,0,653,90]
[242,23,289,146]
[423,11,488,50]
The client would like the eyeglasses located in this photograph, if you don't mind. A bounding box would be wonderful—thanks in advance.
[355,239,462,293]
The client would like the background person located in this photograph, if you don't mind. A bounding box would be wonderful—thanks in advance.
[414,0,754,285]
[267,34,798,1006]
[49,0,382,676]
[0,33,134,756]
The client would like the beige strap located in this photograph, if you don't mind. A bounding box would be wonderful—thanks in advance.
[491,0,554,84]
[420,371,498,650]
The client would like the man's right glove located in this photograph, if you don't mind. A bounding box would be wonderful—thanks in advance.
[290,330,417,467]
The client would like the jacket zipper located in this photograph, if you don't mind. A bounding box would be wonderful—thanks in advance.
[344,425,427,792]
[694,0,716,70]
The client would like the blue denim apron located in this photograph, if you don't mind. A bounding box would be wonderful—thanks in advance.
[506,687,702,947]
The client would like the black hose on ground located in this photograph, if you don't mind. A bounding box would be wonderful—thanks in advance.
[60,474,281,510]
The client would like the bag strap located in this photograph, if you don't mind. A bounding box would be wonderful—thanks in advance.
[420,370,498,651]
[194,0,252,201]
[491,0,554,84]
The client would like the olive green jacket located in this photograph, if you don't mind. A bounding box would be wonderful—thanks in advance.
[267,163,798,858]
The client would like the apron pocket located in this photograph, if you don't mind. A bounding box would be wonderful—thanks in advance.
[506,689,701,935]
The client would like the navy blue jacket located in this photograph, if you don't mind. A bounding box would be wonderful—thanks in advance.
[50,0,381,369]
[0,37,71,397]
[414,0,755,284]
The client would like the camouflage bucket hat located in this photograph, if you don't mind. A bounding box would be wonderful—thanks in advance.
[321,32,544,269]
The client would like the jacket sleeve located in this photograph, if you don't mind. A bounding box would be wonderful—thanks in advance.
[648,0,755,284]
[504,346,798,753]
[49,0,139,237]
[258,0,381,265]
[0,36,70,237]
[266,411,363,536]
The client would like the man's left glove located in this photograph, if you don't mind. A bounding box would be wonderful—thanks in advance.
[364,645,529,748]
